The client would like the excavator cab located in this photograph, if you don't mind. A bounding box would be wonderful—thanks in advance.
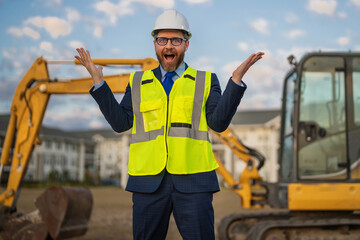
[278,52,360,210]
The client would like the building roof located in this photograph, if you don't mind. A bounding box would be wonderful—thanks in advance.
[231,109,281,125]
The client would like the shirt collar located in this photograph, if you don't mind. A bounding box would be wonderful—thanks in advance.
[159,62,186,82]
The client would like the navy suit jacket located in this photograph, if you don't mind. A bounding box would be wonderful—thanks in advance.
[90,65,246,193]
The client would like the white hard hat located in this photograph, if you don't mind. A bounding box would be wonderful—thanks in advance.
[151,9,192,39]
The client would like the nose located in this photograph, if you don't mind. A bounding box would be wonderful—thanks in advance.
[165,39,173,48]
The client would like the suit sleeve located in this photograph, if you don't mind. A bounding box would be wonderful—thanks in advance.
[206,73,246,132]
[90,82,133,133]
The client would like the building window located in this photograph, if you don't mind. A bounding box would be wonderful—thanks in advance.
[56,141,62,150]
[45,140,52,149]
[60,156,67,166]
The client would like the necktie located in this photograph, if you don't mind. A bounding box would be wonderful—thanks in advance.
[163,71,176,96]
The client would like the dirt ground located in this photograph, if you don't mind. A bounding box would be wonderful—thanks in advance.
[17,187,245,240]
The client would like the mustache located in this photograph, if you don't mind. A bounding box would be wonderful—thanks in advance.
[163,49,176,55]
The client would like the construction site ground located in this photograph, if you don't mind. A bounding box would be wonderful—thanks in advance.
[17,186,245,240]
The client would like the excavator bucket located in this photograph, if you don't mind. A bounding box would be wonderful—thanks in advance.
[34,186,93,239]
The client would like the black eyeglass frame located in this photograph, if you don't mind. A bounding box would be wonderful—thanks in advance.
[155,37,187,46]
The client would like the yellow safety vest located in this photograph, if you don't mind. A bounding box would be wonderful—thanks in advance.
[128,66,219,176]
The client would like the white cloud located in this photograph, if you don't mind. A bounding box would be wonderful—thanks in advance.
[2,48,17,61]
[285,12,299,24]
[68,40,85,49]
[337,11,347,19]
[190,56,217,72]
[182,0,210,4]
[350,0,360,9]
[93,24,103,38]
[237,42,249,52]
[337,36,350,46]
[354,45,360,51]
[24,16,72,39]
[94,1,133,25]
[66,8,81,22]
[222,61,242,76]
[134,0,175,8]
[94,0,175,25]
[307,0,337,16]
[23,27,41,40]
[40,41,54,52]
[7,27,23,38]
[286,29,306,39]
[249,18,269,35]
[6,26,40,40]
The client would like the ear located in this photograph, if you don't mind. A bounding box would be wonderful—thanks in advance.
[185,40,189,52]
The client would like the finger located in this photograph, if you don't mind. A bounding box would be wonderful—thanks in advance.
[75,49,83,60]
[80,48,88,61]
[74,55,85,65]
[249,52,264,64]
[253,53,264,62]
[77,48,86,60]
[86,50,93,63]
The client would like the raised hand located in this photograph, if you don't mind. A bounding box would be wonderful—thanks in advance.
[232,52,264,84]
[75,48,103,84]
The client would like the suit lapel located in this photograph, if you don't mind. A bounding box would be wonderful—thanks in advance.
[152,66,162,83]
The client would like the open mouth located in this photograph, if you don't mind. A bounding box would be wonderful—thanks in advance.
[164,54,175,62]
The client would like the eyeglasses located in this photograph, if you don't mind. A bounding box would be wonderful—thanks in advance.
[155,37,187,46]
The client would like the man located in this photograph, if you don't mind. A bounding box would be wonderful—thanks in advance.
[75,9,263,240]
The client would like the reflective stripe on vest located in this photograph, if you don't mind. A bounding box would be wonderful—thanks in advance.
[168,70,209,141]
[131,71,164,144]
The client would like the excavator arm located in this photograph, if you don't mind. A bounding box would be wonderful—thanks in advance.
[0,56,158,239]
[212,128,267,209]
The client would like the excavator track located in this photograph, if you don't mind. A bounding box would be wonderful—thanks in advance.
[218,210,291,240]
[218,210,360,240]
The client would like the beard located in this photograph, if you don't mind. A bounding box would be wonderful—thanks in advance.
[156,48,185,72]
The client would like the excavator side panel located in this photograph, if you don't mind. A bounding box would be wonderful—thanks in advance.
[288,183,360,210]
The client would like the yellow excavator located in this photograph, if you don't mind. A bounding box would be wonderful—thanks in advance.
[0,57,158,239]
[216,52,360,239]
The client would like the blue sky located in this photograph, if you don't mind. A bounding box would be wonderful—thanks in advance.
[0,0,360,130]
